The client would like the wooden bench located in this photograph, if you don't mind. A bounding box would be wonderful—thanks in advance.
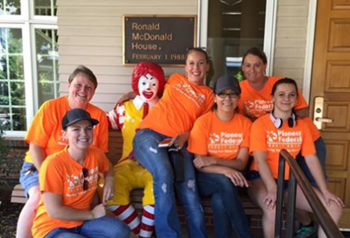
[11,130,263,231]
[11,184,261,233]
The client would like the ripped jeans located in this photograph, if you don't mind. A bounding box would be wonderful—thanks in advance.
[133,129,207,238]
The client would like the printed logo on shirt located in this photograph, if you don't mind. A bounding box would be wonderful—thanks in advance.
[66,167,98,197]
[208,132,243,154]
[266,130,302,154]
[244,99,273,118]
[173,83,206,107]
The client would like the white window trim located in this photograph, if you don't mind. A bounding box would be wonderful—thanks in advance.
[0,23,27,137]
[303,0,317,103]
[0,1,57,137]
[198,0,277,76]
[30,24,58,113]
[264,0,278,76]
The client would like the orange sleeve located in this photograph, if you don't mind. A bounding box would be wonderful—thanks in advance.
[294,89,309,110]
[25,100,55,148]
[96,149,110,173]
[241,116,252,148]
[95,111,109,153]
[301,121,316,157]
[39,154,64,195]
[303,117,321,141]
[203,91,214,115]
[88,105,109,153]
[249,118,266,153]
[188,113,210,155]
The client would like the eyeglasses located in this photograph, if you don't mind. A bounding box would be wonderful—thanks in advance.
[217,92,239,99]
[82,168,89,191]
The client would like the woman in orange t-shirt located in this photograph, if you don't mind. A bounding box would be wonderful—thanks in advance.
[32,109,129,238]
[240,47,328,236]
[132,48,213,238]
[17,65,108,238]
[188,75,252,238]
[248,78,343,238]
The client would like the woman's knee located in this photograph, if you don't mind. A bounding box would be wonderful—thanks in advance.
[110,220,130,238]
[327,203,343,223]
[262,208,276,223]
[217,175,236,189]
[85,217,130,238]
[205,174,237,197]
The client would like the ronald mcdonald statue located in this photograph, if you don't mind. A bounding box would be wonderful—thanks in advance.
[106,62,165,238]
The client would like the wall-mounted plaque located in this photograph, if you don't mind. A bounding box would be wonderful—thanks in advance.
[123,15,197,67]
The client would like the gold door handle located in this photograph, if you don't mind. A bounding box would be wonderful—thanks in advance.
[313,96,333,130]
[315,117,333,123]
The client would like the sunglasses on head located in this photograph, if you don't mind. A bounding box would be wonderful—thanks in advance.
[82,168,89,191]
[186,47,207,52]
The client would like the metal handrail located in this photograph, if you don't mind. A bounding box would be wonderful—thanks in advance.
[275,149,344,238]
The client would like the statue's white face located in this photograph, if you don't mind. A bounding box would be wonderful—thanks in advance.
[138,73,159,102]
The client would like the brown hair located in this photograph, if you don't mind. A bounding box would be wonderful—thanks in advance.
[186,47,209,63]
[241,47,267,65]
[68,65,98,89]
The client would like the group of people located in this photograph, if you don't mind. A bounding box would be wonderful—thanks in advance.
[16,47,343,238]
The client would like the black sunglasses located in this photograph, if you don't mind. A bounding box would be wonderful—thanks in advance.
[217,92,239,99]
[82,168,89,191]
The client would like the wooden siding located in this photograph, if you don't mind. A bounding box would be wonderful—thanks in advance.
[57,0,311,109]
[273,0,310,90]
[57,0,197,111]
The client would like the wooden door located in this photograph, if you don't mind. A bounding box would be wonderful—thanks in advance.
[310,0,350,228]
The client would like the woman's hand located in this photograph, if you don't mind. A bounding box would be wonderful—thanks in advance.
[91,204,106,219]
[263,185,277,210]
[102,176,115,205]
[193,155,216,169]
[322,189,344,208]
[221,167,249,187]
[174,132,189,149]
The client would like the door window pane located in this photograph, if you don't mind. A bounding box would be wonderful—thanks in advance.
[35,28,59,106]
[0,0,21,15]
[207,0,266,84]
[34,0,57,16]
[0,27,26,131]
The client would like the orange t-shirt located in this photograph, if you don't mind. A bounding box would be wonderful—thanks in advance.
[302,117,321,141]
[238,77,308,118]
[188,111,251,160]
[32,147,110,238]
[138,73,214,137]
[250,114,316,179]
[24,96,109,163]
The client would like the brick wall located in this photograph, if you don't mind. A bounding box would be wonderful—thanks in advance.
[0,138,27,180]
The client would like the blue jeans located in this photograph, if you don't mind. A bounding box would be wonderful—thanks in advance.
[19,162,39,198]
[197,171,252,238]
[45,216,130,238]
[296,137,328,187]
[133,129,207,238]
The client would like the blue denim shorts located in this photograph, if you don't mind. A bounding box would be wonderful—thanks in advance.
[247,170,289,191]
[19,161,39,198]
[296,137,328,188]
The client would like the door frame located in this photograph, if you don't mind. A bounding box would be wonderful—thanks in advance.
[303,0,318,103]
[198,0,318,103]
[197,0,277,77]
